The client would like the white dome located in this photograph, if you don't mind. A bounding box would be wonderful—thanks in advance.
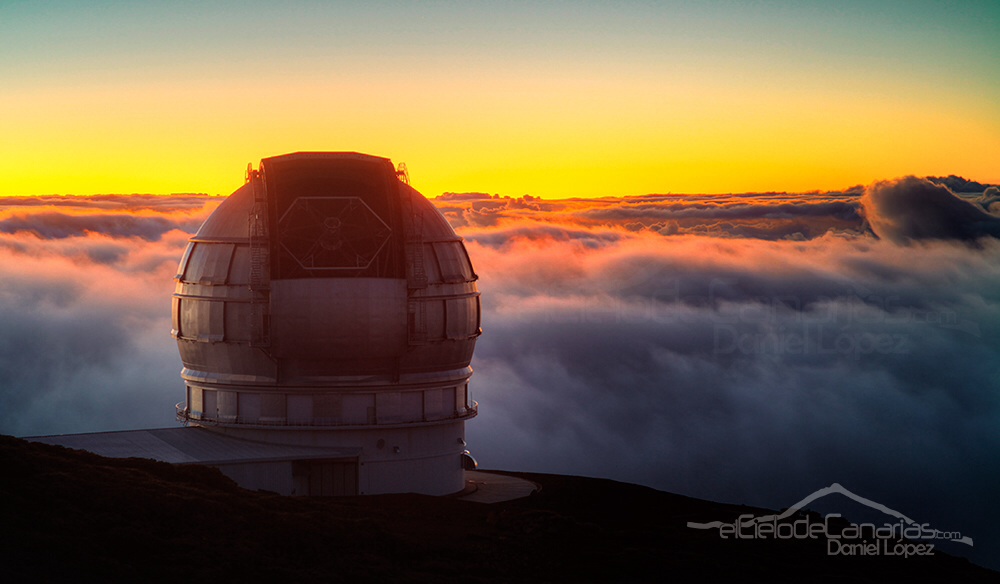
[172,152,481,430]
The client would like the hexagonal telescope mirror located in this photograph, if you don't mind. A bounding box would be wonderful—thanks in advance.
[278,196,391,270]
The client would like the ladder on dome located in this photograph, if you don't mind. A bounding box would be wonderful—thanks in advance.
[247,163,271,349]
[399,163,428,345]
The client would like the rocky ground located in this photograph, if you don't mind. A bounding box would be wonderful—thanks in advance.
[1,435,996,583]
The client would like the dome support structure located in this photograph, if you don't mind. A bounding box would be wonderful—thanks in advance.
[171,152,482,496]
[247,164,271,350]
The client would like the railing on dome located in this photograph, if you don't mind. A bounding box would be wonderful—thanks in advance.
[246,163,271,349]
[395,162,409,186]
[176,401,478,428]
[398,161,429,345]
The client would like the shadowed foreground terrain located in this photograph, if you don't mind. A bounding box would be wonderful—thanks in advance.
[1,435,996,583]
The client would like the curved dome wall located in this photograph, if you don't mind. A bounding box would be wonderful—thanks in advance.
[171,153,479,495]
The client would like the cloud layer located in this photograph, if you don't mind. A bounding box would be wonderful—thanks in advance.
[861,177,1000,243]
[1,181,998,568]
[0,195,216,435]
[440,178,1000,567]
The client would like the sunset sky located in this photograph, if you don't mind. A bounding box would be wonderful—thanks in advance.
[3,0,1000,571]
[2,0,998,198]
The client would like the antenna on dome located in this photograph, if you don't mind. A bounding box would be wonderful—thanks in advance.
[396,162,410,185]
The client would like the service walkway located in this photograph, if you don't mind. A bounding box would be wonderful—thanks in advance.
[458,470,539,503]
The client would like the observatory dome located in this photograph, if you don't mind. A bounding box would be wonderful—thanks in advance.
[171,152,480,495]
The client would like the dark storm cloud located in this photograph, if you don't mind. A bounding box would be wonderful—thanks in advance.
[860,176,1000,243]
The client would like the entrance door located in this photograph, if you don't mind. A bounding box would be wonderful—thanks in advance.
[294,459,359,496]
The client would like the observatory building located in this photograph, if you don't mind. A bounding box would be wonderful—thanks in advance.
[32,152,483,497]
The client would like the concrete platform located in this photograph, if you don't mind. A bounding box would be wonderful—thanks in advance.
[457,470,539,503]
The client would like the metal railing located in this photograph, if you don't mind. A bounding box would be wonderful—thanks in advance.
[176,400,478,429]
[247,166,270,349]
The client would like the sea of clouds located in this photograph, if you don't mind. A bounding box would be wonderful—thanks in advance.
[1,178,997,567]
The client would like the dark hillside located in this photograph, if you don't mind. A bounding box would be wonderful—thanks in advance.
[1,436,995,583]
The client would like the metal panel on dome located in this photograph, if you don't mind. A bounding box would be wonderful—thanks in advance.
[227,245,252,285]
[223,301,253,342]
[218,391,238,422]
[423,299,446,341]
[204,389,217,420]
[342,393,375,424]
[240,393,262,423]
[445,297,478,340]
[375,392,401,424]
[400,391,423,423]
[171,297,181,336]
[261,394,286,423]
[269,278,408,360]
[314,394,341,424]
[189,386,203,418]
[420,243,443,282]
[176,243,195,279]
[261,153,405,280]
[401,183,461,243]
[177,341,278,379]
[192,184,254,242]
[434,241,474,282]
[288,395,312,425]
[184,243,235,284]
[178,298,224,342]
[424,388,443,419]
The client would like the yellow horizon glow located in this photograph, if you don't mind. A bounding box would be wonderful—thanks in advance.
[3,72,996,198]
[2,2,997,198]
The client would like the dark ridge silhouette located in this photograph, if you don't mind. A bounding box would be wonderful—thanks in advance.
[1,436,997,583]
[926,175,996,193]
[861,176,1000,243]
